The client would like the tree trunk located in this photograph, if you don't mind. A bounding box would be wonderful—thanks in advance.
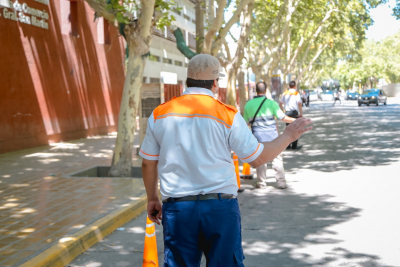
[83,0,156,177]
[282,80,288,92]
[195,0,205,53]
[254,70,261,83]
[226,66,237,106]
[238,69,247,115]
[109,43,146,177]
[109,1,155,177]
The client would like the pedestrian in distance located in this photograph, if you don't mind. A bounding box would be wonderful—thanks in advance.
[140,54,313,267]
[333,90,342,106]
[243,82,297,189]
[280,81,303,150]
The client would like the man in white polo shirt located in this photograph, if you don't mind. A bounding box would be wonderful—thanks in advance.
[140,54,312,266]
[280,81,303,150]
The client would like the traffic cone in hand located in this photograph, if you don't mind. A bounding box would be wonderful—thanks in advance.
[143,216,159,267]
[240,162,254,179]
[233,153,244,192]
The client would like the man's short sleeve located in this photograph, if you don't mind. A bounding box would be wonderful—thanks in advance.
[296,94,302,104]
[139,113,160,160]
[229,113,264,163]
[271,101,285,120]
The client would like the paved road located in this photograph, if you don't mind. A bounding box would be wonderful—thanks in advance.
[68,98,400,267]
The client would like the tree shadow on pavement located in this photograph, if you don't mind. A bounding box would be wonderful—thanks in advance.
[278,102,400,174]
[239,188,381,267]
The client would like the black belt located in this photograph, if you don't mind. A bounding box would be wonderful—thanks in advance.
[163,193,236,203]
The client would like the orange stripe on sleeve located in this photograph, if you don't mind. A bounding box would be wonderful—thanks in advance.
[140,149,159,157]
[240,143,261,160]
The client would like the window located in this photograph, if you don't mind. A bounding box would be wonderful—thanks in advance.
[150,78,160,83]
[143,77,147,83]
[163,58,173,65]
[149,55,160,62]
[191,18,196,23]
[61,0,79,37]
[183,14,190,20]
[174,60,183,67]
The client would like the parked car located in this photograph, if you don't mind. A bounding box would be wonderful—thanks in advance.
[346,91,359,100]
[358,89,387,106]
[321,90,334,101]
[309,91,318,101]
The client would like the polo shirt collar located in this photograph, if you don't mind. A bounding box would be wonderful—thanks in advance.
[183,87,214,97]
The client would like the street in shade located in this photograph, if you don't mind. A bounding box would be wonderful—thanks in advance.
[68,99,400,267]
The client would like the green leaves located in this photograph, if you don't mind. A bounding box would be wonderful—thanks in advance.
[335,30,400,87]
[116,13,127,23]
[393,0,400,19]
[98,0,178,29]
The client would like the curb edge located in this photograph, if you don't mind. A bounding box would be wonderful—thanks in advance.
[18,196,148,267]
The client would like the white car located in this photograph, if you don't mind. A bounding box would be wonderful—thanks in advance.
[321,91,334,101]
[309,91,318,101]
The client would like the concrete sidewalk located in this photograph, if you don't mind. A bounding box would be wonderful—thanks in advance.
[0,133,146,266]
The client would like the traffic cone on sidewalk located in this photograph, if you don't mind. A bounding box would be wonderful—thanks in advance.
[240,162,254,179]
[233,153,244,192]
[143,216,159,267]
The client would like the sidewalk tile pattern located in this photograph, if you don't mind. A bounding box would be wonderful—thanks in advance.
[0,135,145,266]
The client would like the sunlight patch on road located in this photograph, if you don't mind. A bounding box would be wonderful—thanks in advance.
[127,227,145,234]
[244,241,282,255]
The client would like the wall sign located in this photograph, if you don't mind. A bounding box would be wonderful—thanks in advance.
[0,0,49,30]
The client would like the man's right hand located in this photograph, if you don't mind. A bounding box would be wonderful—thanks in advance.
[250,117,313,168]
[283,117,312,142]
[147,199,162,225]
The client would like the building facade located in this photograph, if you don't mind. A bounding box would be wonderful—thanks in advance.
[143,0,196,86]
[0,0,126,153]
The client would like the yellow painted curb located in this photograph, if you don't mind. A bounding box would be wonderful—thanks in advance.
[19,196,148,267]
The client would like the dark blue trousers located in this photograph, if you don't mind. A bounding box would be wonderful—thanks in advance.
[162,197,244,267]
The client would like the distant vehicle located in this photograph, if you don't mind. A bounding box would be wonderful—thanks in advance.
[309,91,318,102]
[346,91,359,100]
[358,89,387,106]
[321,90,334,101]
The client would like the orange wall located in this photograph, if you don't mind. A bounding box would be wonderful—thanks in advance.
[0,0,126,154]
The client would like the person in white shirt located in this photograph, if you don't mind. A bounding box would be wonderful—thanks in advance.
[280,81,303,149]
[140,55,313,266]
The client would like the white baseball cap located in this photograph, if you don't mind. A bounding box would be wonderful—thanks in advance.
[187,54,225,80]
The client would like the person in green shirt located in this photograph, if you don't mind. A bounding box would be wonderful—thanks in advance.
[243,82,296,189]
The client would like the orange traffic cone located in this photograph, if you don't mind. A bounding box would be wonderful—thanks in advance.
[240,162,254,179]
[143,216,159,267]
[233,153,243,192]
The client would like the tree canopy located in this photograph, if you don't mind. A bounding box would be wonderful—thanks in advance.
[335,30,400,89]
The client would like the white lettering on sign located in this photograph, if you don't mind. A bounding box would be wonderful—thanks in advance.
[3,8,18,21]
[32,15,47,29]
[0,0,49,29]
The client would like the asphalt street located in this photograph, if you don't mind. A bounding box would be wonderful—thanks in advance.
[68,98,400,267]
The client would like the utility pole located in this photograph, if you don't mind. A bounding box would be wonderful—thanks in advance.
[195,0,204,54]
